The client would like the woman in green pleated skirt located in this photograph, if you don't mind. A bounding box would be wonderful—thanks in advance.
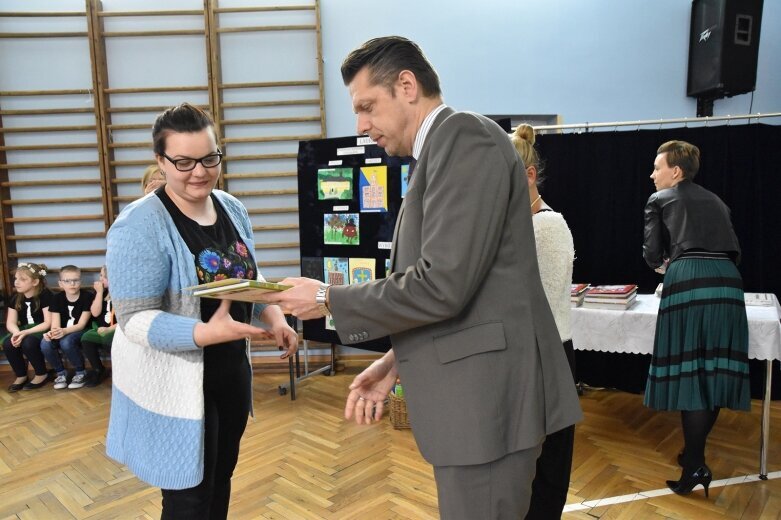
[644,253,750,412]
[643,140,749,498]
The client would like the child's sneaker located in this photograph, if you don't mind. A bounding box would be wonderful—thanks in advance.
[68,373,87,389]
[53,374,69,390]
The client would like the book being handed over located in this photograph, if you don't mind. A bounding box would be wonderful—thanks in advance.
[187,278,291,303]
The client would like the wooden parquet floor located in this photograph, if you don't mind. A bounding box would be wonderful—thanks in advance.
[1,368,780,519]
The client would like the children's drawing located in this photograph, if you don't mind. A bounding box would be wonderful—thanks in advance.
[323,213,360,245]
[359,165,388,212]
[317,167,354,200]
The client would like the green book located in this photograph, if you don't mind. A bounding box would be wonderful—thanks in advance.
[188,278,290,303]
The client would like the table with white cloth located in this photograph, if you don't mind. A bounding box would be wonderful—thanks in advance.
[571,293,781,478]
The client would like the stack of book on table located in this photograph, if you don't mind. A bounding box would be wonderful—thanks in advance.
[570,283,589,307]
[582,284,638,310]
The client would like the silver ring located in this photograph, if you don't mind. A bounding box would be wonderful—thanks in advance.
[358,396,366,401]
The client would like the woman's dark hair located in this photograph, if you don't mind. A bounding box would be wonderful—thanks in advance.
[152,102,216,156]
[341,36,442,98]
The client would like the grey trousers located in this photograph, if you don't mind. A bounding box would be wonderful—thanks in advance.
[433,443,544,520]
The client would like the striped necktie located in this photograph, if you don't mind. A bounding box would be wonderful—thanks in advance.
[408,158,417,179]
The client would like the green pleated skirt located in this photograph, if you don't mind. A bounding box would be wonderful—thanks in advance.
[643,253,750,411]
[81,321,115,346]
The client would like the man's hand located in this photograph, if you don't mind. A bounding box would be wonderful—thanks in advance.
[344,351,398,425]
[259,277,328,320]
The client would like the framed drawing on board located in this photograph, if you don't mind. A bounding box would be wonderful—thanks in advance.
[297,135,412,352]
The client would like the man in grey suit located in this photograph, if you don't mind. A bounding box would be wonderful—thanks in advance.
[263,36,582,519]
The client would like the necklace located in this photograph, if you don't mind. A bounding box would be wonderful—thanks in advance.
[530,194,542,210]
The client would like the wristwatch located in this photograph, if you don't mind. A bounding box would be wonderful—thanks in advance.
[315,283,331,316]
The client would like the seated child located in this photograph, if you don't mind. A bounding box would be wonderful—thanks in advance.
[82,265,115,387]
[40,265,93,390]
[2,262,52,392]
[141,164,166,195]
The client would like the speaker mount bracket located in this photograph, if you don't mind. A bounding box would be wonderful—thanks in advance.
[696,96,715,117]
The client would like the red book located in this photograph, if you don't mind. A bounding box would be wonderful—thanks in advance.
[585,284,637,296]
[571,283,589,295]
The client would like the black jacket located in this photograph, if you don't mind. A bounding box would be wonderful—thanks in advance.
[643,180,741,269]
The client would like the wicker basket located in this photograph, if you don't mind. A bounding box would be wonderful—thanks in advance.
[389,392,411,429]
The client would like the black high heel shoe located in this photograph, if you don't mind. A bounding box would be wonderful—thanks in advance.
[666,465,712,497]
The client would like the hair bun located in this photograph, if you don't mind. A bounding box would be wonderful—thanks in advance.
[513,124,536,145]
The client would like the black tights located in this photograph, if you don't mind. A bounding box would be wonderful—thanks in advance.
[81,340,106,372]
[681,408,721,469]
[160,348,251,520]
[526,340,577,520]
[3,334,47,377]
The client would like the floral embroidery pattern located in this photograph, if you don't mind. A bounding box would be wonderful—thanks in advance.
[196,240,255,283]
[199,250,221,273]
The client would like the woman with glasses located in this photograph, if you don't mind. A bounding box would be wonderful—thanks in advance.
[106,102,298,519]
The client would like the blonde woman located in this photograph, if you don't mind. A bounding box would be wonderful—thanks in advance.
[511,124,576,519]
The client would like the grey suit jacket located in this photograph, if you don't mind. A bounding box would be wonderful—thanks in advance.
[330,108,583,466]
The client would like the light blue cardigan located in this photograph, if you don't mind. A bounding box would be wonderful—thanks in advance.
[105,190,267,490]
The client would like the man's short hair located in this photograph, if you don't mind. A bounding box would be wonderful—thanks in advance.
[341,36,442,98]
[657,140,700,180]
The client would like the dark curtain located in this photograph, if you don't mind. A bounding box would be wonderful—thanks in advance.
[535,123,781,399]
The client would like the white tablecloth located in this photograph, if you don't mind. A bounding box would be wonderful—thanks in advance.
[571,294,781,361]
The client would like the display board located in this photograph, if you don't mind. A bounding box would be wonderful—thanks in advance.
[297,135,412,352]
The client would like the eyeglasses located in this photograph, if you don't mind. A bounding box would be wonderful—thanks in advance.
[161,151,223,172]
[60,279,82,285]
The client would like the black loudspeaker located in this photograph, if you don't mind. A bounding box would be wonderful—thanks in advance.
[490,117,512,133]
[687,0,764,99]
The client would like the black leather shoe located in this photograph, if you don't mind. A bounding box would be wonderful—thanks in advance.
[667,465,713,498]
[23,375,50,390]
[8,379,28,392]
